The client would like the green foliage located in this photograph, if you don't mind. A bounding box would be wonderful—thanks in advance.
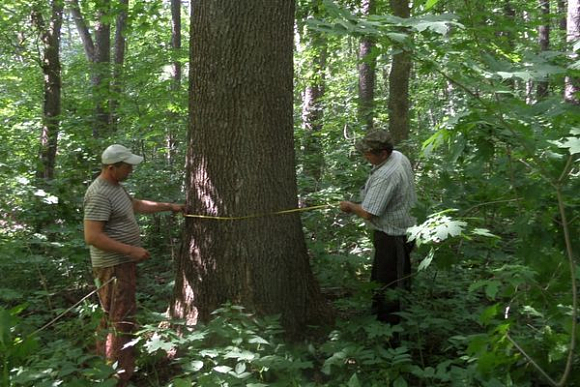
[137,304,314,386]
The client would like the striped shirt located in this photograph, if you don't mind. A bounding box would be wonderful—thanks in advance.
[360,150,417,236]
[83,177,141,267]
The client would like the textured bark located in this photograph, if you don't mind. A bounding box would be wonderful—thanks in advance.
[358,0,376,131]
[388,0,411,144]
[33,1,63,180]
[537,0,550,99]
[565,0,580,104]
[171,0,332,338]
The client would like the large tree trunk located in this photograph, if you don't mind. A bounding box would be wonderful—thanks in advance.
[388,0,411,144]
[565,0,580,104]
[358,0,376,131]
[171,0,332,338]
[33,0,63,180]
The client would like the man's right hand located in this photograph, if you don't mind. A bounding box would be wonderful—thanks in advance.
[128,246,150,262]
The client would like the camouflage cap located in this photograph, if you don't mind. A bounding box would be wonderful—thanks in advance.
[355,130,394,153]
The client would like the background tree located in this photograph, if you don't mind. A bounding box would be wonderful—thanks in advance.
[170,0,331,336]
[565,0,580,104]
[298,0,328,192]
[32,0,64,180]
[536,0,550,99]
[358,0,376,131]
[387,0,411,143]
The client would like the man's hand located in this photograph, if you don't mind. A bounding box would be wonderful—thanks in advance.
[339,201,353,213]
[128,246,151,262]
[170,203,185,213]
[339,201,373,220]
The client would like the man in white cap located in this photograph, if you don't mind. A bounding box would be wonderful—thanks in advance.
[83,144,183,386]
[339,130,416,326]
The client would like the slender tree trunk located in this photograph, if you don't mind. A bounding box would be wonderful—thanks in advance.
[558,0,567,32]
[565,0,580,104]
[69,0,94,62]
[358,0,376,131]
[111,0,129,129]
[301,1,327,191]
[93,0,112,137]
[537,0,550,99]
[33,1,63,180]
[167,0,182,165]
[388,0,411,144]
[171,0,332,338]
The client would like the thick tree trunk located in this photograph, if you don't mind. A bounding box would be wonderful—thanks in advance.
[565,0,580,104]
[33,1,63,180]
[358,0,376,131]
[388,0,411,144]
[171,0,332,338]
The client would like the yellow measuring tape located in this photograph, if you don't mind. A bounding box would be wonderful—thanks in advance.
[183,202,338,220]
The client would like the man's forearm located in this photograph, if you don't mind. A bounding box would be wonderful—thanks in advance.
[339,201,373,220]
[86,231,134,256]
[133,199,181,214]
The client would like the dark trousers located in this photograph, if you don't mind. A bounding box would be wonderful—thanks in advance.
[371,231,414,324]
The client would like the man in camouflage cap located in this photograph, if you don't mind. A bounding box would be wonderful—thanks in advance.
[340,129,416,325]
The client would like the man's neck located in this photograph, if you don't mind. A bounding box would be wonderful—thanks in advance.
[99,170,120,185]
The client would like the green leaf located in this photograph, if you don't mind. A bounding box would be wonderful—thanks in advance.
[485,280,500,299]
[143,334,173,353]
[393,376,408,387]
[214,365,232,373]
[480,304,499,325]
[471,228,499,238]
[424,0,440,11]
[417,248,435,271]
[173,378,194,387]
[347,372,361,387]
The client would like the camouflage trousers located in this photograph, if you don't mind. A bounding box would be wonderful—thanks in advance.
[93,262,137,386]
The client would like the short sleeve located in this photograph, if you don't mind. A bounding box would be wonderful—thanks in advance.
[84,193,111,222]
[361,174,400,216]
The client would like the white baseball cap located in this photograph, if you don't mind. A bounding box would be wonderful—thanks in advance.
[101,144,144,165]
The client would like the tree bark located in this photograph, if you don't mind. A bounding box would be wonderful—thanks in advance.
[68,0,112,138]
[358,0,376,131]
[68,0,94,62]
[33,0,63,180]
[565,0,580,104]
[537,0,550,99]
[93,0,112,137]
[171,0,332,338]
[388,0,411,144]
[167,0,182,165]
[111,0,129,129]
[301,0,327,190]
